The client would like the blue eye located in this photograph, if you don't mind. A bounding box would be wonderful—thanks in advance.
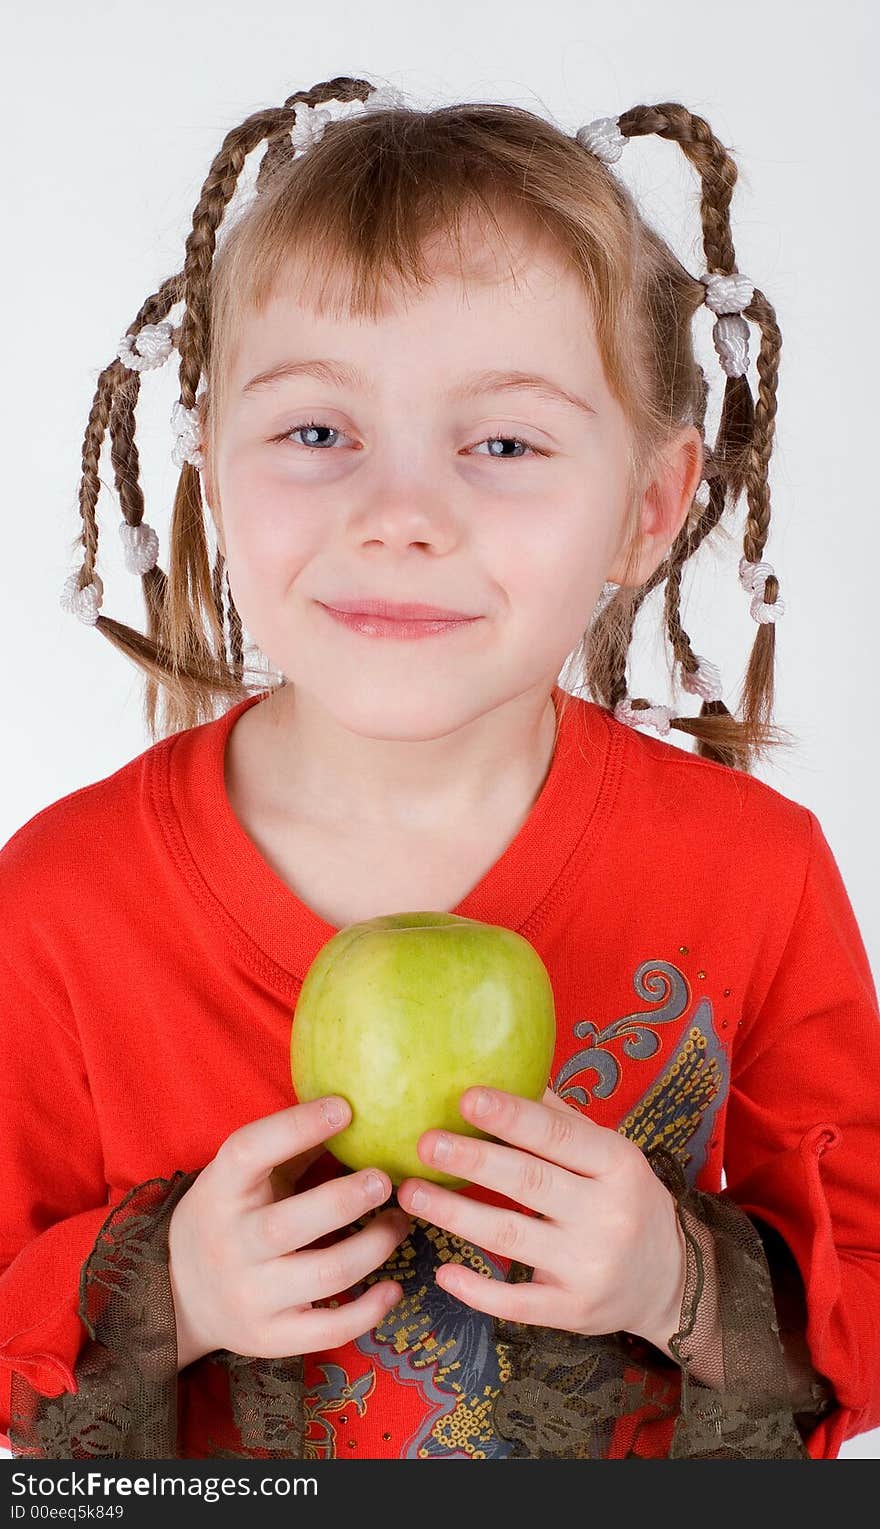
[282,420,344,449]
[275,420,545,459]
[474,434,538,460]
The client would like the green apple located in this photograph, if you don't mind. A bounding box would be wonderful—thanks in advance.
[290,911,556,1189]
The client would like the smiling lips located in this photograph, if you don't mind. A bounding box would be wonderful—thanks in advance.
[318,598,482,640]
[323,597,478,620]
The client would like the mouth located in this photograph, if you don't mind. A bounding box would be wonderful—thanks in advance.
[320,598,478,621]
[317,602,483,642]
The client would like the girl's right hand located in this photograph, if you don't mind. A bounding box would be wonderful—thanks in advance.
[167,1096,411,1369]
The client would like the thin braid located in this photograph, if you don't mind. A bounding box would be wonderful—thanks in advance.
[71,368,115,590]
[255,77,375,193]
[69,275,183,611]
[738,290,783,734]
[618,102,739,269]
[611,102,783,771]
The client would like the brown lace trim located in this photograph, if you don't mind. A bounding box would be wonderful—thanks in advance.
[490,1146,835,1459]
[8,1150,836,1459]
[8,1170,200,1458]
[200,1350,307,1459]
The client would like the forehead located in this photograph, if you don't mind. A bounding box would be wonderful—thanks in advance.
[226,215,598,380]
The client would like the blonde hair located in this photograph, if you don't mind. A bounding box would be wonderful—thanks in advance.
[69,78,794,772]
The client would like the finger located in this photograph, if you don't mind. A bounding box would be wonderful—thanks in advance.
[397,1172,550,1263]
[458,1086,620,1179]
[266,1208,411,1308]
[256,1166,398,1258]
[270,1280,404,1355]
[541,1085,579,1112]
[436,1261,574,1328]
[403,1124,576,1221]
[219,1097,352,1199]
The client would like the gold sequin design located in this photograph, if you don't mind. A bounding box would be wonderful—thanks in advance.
[351,1216,516,1458]
[618,1023,725,1176]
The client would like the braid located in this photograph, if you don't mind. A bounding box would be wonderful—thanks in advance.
[610,103,785,771]
[739,292,783,734]
[255,77,375,192]
[70,274,184,719]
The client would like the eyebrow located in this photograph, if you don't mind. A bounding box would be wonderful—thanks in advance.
[241,357,596,418]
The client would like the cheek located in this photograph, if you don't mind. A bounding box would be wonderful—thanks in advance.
[220,460,320,582]
[494,502,617,632]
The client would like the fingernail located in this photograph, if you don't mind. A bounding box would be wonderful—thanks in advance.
[321,1097,348,1127]
[364,1171,385,1200]
[432,1133,451,1163]
[409,1186,427,1212]
[469,1089,492,1118]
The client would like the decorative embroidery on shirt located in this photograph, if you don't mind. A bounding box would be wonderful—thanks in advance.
[618,1014,728,1188]
[553,959,691,1104]
[302,1363,377,1457]
[305,1214,516,1459]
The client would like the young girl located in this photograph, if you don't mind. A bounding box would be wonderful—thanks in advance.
[1,78,878,1463]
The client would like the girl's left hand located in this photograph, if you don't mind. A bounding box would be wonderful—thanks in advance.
[396,1085,687,1352]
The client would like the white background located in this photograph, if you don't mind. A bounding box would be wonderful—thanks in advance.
[1,0,877,1460]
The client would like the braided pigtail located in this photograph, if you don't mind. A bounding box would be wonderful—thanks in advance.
[584,103,791,772]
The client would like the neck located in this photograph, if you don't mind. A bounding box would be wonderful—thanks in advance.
[249,682,561,835]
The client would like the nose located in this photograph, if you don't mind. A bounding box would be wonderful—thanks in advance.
[346,482,461,554]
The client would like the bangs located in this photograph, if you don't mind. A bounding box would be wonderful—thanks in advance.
[203,102,620,455]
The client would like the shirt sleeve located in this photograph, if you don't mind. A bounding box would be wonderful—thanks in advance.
[721,805,880,1458]
[0,945,111,1450]
[0,944,196,1457]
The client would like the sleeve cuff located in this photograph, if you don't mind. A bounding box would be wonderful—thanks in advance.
[488,1145,827,1459]
[6,1170,199,1458]
[725,1122,877,1458]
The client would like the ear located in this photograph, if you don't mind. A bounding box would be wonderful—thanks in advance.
[605,425,704,589]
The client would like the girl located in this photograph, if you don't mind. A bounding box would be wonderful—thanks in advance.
[1,78,878,1462]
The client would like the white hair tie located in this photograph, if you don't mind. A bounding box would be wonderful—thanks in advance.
[59,570,104,626]
[680,654,724,703]
[290,85,406,157]
[698,271,755,379]
[613,698,676,736]
[119,521,160,575]
[170,377,208,470]
[575,115,628,163]
[117,322,175,372]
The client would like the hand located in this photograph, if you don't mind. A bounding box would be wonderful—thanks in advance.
[396,1086,687,1353]
[168,1096,410,1368]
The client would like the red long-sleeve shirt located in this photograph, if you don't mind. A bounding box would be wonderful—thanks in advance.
[2,685,878,1457]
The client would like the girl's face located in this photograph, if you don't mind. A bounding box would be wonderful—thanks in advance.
[204,220,701,741]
